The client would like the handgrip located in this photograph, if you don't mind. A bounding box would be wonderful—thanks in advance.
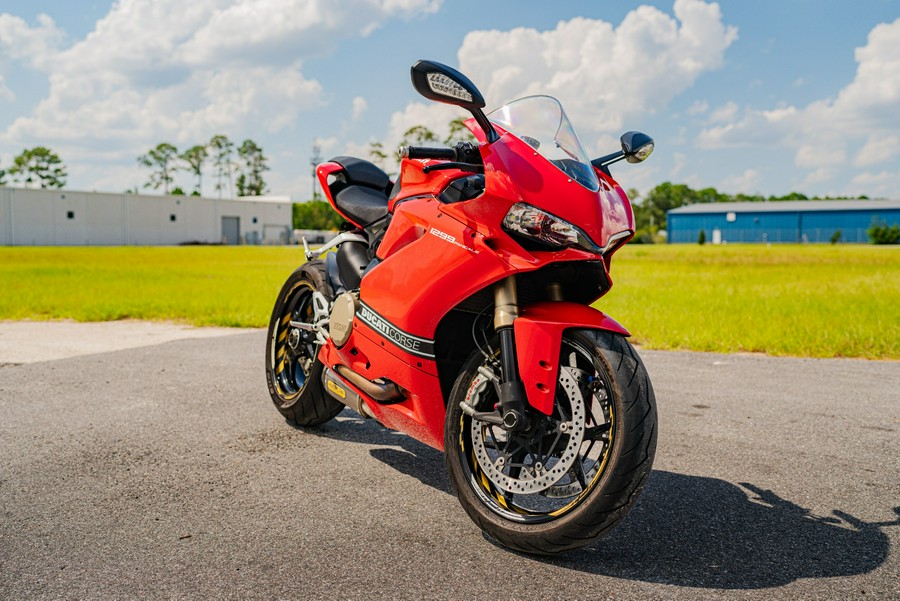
[399,146,457,160]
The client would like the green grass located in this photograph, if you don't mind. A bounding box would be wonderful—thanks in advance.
[0,246,303,328]
[597,244,900,359]
[0,244,897,359]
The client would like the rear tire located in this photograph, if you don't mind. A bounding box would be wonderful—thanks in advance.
[265,260,344,427]
[445,329,657,555]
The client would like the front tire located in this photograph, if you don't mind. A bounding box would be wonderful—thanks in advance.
[265,260,344,427]
[445,329,657,555]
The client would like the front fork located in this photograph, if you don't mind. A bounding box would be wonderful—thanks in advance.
[494,277,530,431]
[466,276,530,431]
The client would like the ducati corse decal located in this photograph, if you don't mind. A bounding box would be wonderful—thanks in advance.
[357,302,436,359]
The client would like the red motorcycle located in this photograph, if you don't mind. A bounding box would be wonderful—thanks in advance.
[265,60,657,555]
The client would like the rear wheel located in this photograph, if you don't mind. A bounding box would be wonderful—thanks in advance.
[265,260,344,427]
[445,329,657,555]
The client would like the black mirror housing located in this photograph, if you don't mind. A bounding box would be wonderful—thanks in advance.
[410,60,498,143]
[621,131,654,163]
[411,60,486,109]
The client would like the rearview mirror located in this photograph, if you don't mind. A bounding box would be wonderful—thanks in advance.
[621,131,654,163]
[411,60,485,109]
[411,60,498,143]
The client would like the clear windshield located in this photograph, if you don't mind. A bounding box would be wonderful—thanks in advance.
[488,95,599,192]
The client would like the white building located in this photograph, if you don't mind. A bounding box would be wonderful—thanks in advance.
[0,187,293,246]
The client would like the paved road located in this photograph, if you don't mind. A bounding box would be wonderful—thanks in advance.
[1,329,898,600]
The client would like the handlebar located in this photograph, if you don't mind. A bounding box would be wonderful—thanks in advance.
[399,146,458,160]
[398,142,483,165]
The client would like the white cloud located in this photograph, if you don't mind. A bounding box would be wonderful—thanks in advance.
[669,152,688,178]
[698,18,900,179]
[854,134,900,167]
[351,96,368,121]
[0,13,65,67]
[177,0,440,66]
[0,75,13,102]
[850,170,900,198]
[795,144,846,169]
[0,0,442,192]
[719,168,760,194]
[0,13,64,102]
[687,100,709,115]
[316,136,341,155]
[387,101,461,144]
[797,167,834,190]
[454,0,737,142]
[708,101,738,123]
[381,0,737,160]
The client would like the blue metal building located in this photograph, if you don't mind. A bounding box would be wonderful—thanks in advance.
[667,199,900,244]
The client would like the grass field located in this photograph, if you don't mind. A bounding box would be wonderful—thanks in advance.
[1,244,897,359]
[0,246,300,328]
[599,244,899,359]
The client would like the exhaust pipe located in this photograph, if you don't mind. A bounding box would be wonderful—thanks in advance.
[334,365,404,402]
[321,366,404,418]
[321,367,374,418]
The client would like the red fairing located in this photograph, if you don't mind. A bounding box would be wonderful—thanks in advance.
[318,324,447,450]
[364,194,513,338]
[468,123,635,252]
[514,302,630,415]
[316,161,360,226]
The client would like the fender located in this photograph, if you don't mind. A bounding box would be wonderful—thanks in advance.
[514,301,630,415]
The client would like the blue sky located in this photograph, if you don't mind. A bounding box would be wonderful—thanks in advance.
[1,0,898,200]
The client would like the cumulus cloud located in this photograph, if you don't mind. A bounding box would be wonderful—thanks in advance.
[854,134,900,167]
[351,96,368,121]
[719,168,760,194]
[687,100,709,115]
[0,75,13,102]
[698,18,900,179]
[459,0,737,138]
[387,102,460,144]
[850,169,900,197]
[0,13,65,67]
[708,101,738,123]
[0,0,442,191]
[384,0,737,156]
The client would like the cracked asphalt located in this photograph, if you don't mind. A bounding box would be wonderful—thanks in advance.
[0,326,898,599]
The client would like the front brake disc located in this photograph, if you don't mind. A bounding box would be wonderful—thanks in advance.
[469,366,587,494]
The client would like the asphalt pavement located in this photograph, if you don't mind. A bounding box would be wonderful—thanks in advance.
[1,328,898,600]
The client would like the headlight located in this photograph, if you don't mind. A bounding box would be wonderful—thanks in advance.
[502,203,602,254]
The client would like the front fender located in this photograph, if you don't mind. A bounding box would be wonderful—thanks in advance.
[514,302,630,415]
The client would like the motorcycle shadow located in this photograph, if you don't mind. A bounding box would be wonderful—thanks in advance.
[308,415,897,588]
[313,412,453,494]
[553,470,899,589]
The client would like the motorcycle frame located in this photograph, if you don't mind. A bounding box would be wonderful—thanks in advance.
[315,125,635,451]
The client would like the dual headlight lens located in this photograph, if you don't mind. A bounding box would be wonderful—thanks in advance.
[501,203,602,254]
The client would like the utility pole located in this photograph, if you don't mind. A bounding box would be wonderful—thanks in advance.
[310,141,322,202]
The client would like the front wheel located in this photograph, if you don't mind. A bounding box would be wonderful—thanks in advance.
[445,329,657,555]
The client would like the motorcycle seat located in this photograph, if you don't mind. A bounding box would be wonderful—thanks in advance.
[335,185,390,226]
[329,156,392,226]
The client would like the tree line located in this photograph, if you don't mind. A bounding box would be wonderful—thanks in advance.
[136,135,268,197]
[0,147,67,189]
[0,136,269,198]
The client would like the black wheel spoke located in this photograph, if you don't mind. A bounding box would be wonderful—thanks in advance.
[584,422,611,440]
[572,458,587,490]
